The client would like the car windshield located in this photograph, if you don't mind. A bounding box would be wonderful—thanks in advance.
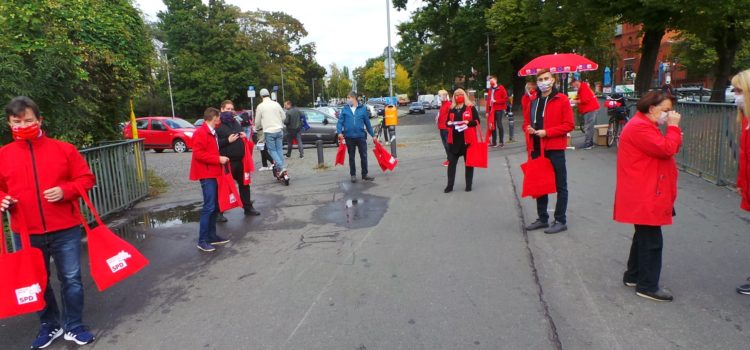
[411,103,421,106]
[164,118,195,129]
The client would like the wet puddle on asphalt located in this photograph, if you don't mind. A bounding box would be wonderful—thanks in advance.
[112,202,202,242]
[311,185,388,229]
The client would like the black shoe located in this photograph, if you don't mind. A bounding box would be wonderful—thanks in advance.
[300,154,304,159]
[351,176,357,183]
[737,283,750,295]
[244,208,260,216]
[465,186,472,192]
[444,186,453,193]
[623,276,637,287]
[362,176,374,181]
[216,213,228,223]
[636,289,673,302]
[285,154,290,159]
[210,235,230,246]
[525,219,549,231]
[544,221,568,234]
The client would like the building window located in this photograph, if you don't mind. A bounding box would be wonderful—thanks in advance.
[614,24,623,36]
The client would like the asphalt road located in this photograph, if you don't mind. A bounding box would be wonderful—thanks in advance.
[2,108,749,349]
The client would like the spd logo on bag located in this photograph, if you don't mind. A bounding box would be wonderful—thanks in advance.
[229,193,237,204]
[15,284,42,305]
[106,251,132,273]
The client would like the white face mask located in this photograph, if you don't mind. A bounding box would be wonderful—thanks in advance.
[538,80,553,92]
[657,111,668,125]
[735,95,744,108]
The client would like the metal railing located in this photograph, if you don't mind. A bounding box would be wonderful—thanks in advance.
[596,97,741,186]
[78,139,149,221]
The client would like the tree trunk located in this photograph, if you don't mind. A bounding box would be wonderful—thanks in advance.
[509,57,527,111]
[710,24,740,102]
[635,26,666,96]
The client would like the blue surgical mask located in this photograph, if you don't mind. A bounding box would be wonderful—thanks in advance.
[347,100,354,107]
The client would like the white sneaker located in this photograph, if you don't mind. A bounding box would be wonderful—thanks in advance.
[259,166,271,171]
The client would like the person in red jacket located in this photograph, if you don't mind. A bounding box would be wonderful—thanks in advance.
[486,76,508,147]
[190,107,231,252]
[0,96,97,347]
[571,79,601,149]
[523,69,575,234]
[435,89,451,167]
[521,81,537,129]
[730,70,750,295]
[614,91,682,302]
[445,89,480,193]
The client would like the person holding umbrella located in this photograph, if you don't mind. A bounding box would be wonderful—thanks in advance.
[523,69,575,234]
[444,88,480,193]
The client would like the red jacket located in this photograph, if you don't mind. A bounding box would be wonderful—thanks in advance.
[436,100,451,131]
[522,92,575,151]
[486,85,508,115]
[614,112,683,226]
[576,82,600,114]
[738,116,749,211]
[189,123,223,180]
[0,135,96,234]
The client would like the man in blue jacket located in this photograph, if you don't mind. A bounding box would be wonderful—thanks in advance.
[337,91,375,183]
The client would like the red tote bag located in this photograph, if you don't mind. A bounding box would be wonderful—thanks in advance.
[0,209,48,318]
[218,164,242,212]
[466,128,489,168]
[242,138,255,185]
[335,140,346,166]
[75,185,149,291]
[520,138,557,198]
[373,140,398,171]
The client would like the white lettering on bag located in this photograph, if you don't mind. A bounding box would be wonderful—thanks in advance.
[15,283,42,305]
[106,251,132,273]
[229,193,237,204]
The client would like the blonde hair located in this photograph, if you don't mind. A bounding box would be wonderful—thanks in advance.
[451,88,473,109]
[731,69,750,125]
[437,89,449,98]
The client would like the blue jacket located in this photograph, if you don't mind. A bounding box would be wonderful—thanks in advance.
[337,104,374,139]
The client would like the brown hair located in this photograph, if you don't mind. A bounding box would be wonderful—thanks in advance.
[636,91,677,114]
[203,107,220,121]
[536,68,551,76]
[220,100,234,110]
[6,96,40,120]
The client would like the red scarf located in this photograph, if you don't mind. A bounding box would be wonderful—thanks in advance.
[447,106,477,145]
[242,138,255,185]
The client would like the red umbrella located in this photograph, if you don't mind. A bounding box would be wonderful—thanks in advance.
[518,53,598,76]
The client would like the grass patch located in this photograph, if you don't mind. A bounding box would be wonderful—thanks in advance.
[147,169,169,197]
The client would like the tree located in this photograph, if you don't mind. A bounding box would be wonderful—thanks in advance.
[361,61,411,97]
[0,0,154,145]
[327,64,352,99]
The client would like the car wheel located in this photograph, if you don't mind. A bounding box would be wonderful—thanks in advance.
[154,149,165,153]
[173,139,188,153]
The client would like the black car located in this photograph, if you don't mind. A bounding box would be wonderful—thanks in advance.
[409,102,425,114]
[296,108,339,144]
[369,103,386,116]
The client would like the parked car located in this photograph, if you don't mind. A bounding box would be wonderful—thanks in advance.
[316,106,340,118]
[369,103,386,116]
[421,101,431,110]
[725,86,736,103]
[397,94,410,106]
[365,104,377,118]
[123,116,195,153]
[194,118,204,127]
[298,108,339,144]
[409,102,426,114]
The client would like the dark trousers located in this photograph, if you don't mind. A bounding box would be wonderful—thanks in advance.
[15,227,85,331]
[446,148,474,189]
[491,110,505,145]
[229,159,252,210]
[345,137,368,177]
[285,128,303,157]
[624,225,663,293]
[260,148,273,167]
[439,129,449,158]
[531,149,568,224]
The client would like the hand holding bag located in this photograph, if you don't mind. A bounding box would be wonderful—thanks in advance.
[520,137,557,198]
[466,127,489,168]
[218,164,243,212]
[0,208,48,318]
[75,185,149,291]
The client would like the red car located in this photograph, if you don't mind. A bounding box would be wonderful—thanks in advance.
[123,116,195,153]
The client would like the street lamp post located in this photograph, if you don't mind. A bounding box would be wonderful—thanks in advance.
[486,33,491,79]
[281,67,286,102]
[386,0,394,103]
[161,49,176,118]
[312,78,316,106]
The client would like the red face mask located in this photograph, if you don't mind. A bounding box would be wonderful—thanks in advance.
[11,123,41,141]
[490,81,497,87]
[455,95,465,104]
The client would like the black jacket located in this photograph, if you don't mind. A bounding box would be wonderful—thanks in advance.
[216,120,245,161]
[285,108,303,130]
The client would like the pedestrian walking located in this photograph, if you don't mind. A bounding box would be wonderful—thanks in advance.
[523,69,575,234]
[435,89,451,167]
[444,88,480,193]
[614,91,682,302]
[283,100,304,159]
[254,88,288,175]
[0,96,97,348]
[337,91,375,183]
[730,69,750,295]
[216,100,260,217]
[571,78,600,149]
[190,107,231,253]
[486,76,508,148]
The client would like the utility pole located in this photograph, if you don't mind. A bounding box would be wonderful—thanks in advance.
[386,0,394,103]
[162,50,176,118]
[312,78,316,106]
[486,33,491,78]
[281,67,285,102]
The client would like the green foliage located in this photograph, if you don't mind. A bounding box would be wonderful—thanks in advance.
[0,0,154,146]
[327,64,352,99]
[360,61,411,97]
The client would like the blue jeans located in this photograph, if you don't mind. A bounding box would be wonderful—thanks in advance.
[265,131,285,170]
[14,226,85,331]
[199,178,219,243]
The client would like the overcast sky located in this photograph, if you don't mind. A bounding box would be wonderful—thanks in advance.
[134,0,422,75]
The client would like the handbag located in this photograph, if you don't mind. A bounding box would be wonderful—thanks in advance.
[218,164,242,212]
[0,208,48,318]
[335,140,346,166]
[520,137,557,198]
[242,138,255,185]
[373,140,398,171]
[466,127,489,168]
[75,185,149,291]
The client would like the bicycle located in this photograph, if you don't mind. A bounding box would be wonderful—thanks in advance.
[605,94,630,147]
